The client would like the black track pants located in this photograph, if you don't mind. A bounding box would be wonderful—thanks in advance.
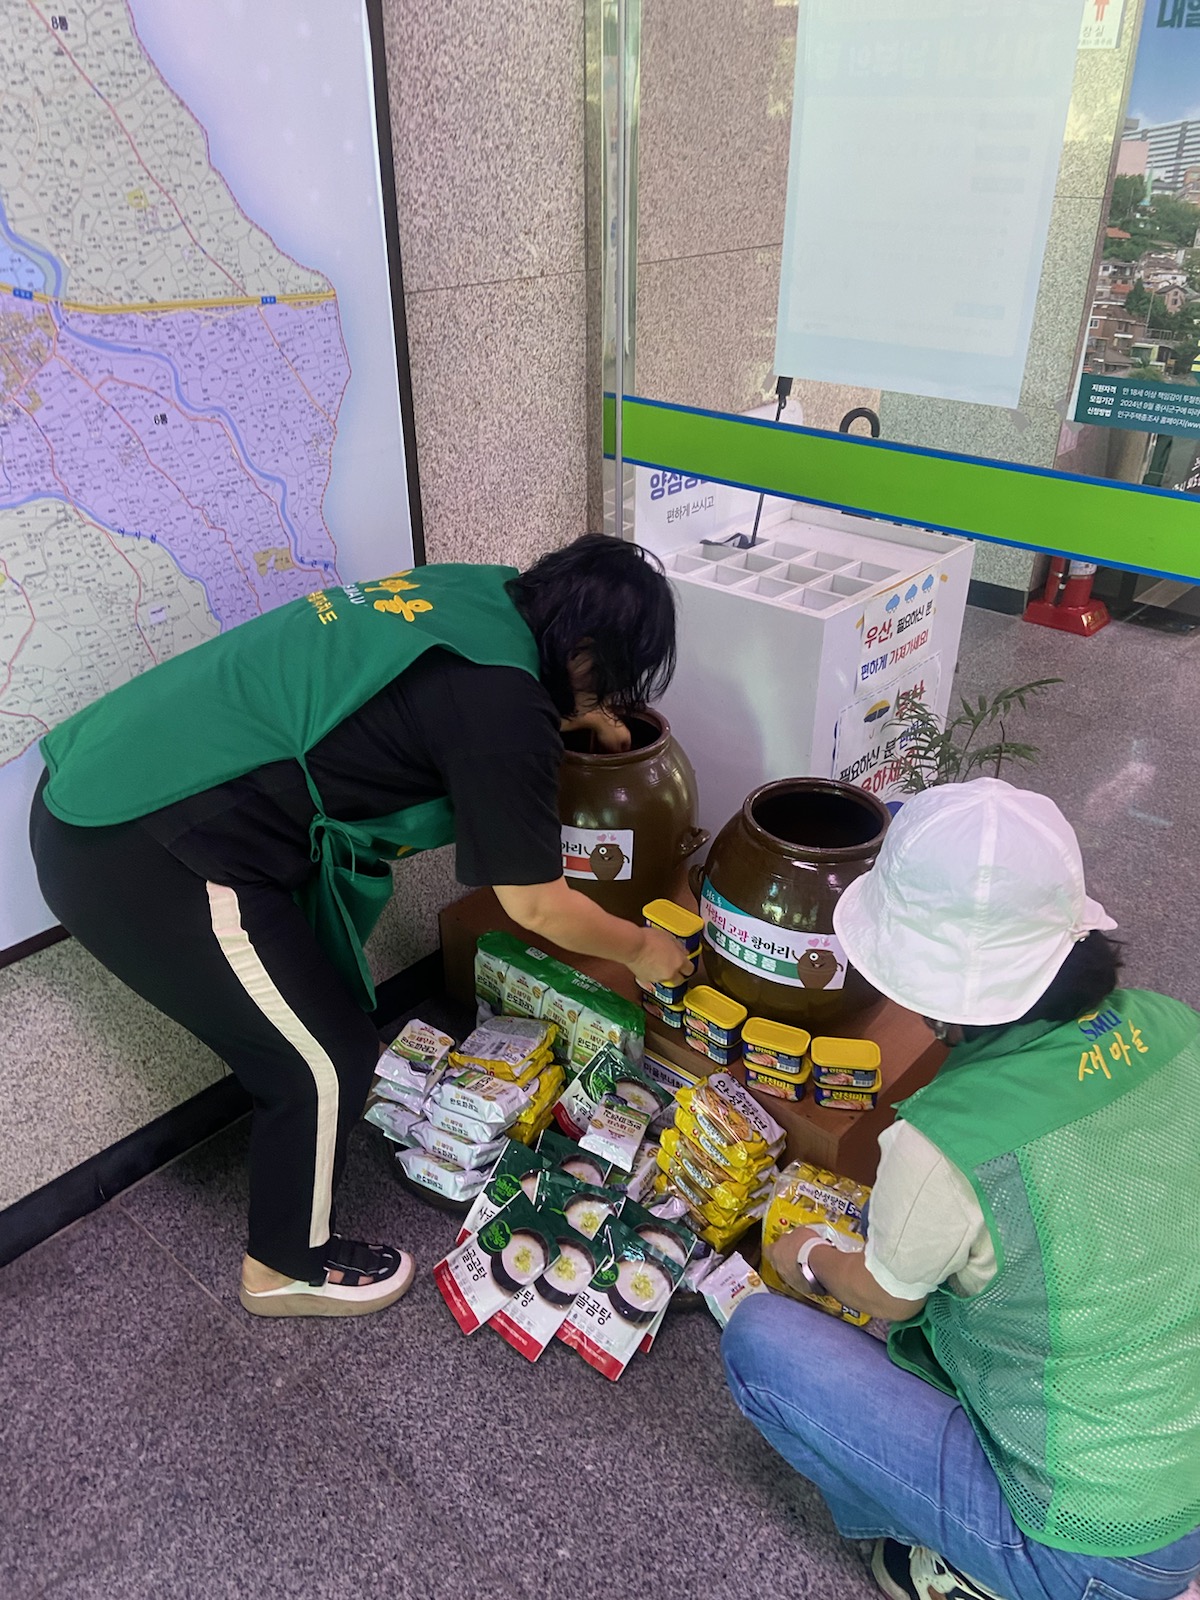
[29,784,381,1281]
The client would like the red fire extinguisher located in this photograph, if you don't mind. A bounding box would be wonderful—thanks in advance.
[1024,557,1110,636]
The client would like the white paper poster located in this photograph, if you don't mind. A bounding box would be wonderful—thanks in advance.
[834,654,943,807]
[1079,0,1125,50]
[774,0,1082,407]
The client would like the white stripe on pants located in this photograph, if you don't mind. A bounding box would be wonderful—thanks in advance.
[205,881,340,1250]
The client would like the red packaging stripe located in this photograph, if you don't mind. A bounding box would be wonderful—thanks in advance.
[432,1259,483,1335]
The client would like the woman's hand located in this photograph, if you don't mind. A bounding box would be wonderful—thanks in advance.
[629,926,693,990]
[560,706,632,752]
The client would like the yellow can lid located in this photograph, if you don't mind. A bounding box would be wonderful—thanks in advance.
[809,1036,882,1072]
[742,1017,812,1056]
[643,899,704,940]
[683,984,748,1030]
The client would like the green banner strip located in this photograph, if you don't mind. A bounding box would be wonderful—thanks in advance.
[604,395,1200,582]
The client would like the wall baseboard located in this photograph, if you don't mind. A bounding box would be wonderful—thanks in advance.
[968,578,1030,616]
[0,951,443,1270]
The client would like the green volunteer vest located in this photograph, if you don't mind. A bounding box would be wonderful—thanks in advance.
[40,565,541,1008]
[889,989,1200,1557]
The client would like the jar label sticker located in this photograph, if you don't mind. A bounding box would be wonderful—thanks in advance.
[701,881,848,990]
[561,826,634,882]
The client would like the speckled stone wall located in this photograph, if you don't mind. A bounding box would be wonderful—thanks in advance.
[0,0,590,1212]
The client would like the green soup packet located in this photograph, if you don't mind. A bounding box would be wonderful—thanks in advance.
[456,1141,548,1245]
[552,1042,627,1139]
[489,1216,610,1362]
[535,1169,621,1241]
[434,1192,562,1335]
[558,1218,683,1380]
[537,1126,614,1188]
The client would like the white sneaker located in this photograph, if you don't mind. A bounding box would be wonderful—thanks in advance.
[872,1539,1006,1600]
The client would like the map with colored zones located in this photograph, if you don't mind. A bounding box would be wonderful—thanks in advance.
[0,0,351,769]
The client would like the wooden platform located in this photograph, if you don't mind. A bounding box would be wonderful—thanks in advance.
[438,887,946,1186]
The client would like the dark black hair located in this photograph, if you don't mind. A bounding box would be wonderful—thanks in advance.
[959,930,1123,1042]
[507,535,677,717]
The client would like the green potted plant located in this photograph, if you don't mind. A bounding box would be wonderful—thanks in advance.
[889,679,1061,793]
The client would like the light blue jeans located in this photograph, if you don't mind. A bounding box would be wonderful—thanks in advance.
[721,1295,1200,1600]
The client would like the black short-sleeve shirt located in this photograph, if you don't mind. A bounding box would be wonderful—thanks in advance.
[139,649,565,892]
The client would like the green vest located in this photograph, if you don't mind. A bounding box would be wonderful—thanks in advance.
[889,989,1200,1557]
[40,565,542,1008]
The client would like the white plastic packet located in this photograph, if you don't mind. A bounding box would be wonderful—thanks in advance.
[396,1146,489,1201]
[409,1119,507,1172]
[579,1096,650,1174]
[364,1101,422,1145]
[431,1068,532,1130]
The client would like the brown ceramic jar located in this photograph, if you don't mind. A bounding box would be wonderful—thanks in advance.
[558,708,708,922]
[693,778,890,1028]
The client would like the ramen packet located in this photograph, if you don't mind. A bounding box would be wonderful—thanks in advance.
[558,1218,683,1381]
[396,1147,490,1202]
[580,1096,651,1174]
[489,1214,612,1362]
[451,1016,557,1084]
[537,1127,614,1189]
[409,1119,508,1172]
[363,1100,422,1145]
[434,1192,562,1335]
[456,1141,548,1244]
[508,1062,566,1145]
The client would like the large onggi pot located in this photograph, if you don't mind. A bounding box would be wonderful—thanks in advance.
[692,778,890,1028]
[558,708,708,922]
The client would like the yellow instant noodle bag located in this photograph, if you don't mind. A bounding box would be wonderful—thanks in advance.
[760,1165,871,1327]
[508,1062,567,1145]
[451,1016,557,1083]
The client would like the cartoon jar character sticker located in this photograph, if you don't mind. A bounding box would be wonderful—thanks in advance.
[561,826,635,883]
[799,947,844,989]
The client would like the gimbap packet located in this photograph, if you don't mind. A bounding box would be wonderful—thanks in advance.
[363,1100,422,1145]
[537,1127,614,1189]
[423,1098,503,1145]
[580,1095,651,1174]
[558,1218,683,1381]
[386,1018,455,1074]
[489,1206,611,1362]
[408,1119,507,1172]
[456,1141,548,1245]
[431,1067,533,1131]
[396,1147,490,1202]
[434,1192,562,1335]
[619,1200,698,1355]
[617,1140,660,1205]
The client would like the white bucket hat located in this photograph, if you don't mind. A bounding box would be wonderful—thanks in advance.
[832,778,1117,1026]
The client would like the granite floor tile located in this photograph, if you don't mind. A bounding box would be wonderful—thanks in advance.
[296,1250,877,1600]
[118,1118,450,1366]
[26,1361,519,1600]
